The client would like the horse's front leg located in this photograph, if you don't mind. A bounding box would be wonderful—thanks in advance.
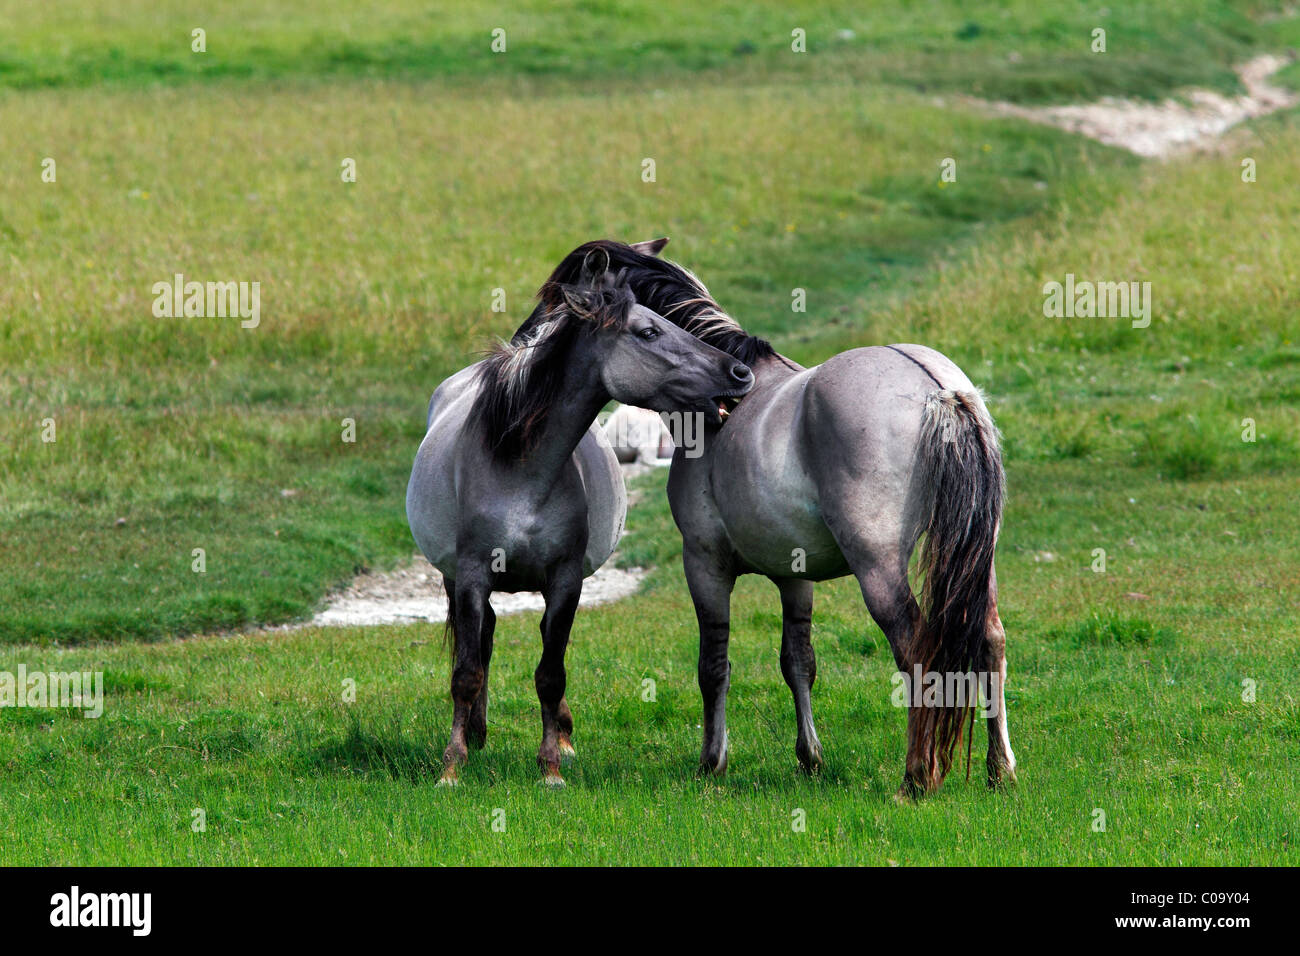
[684,547,735,775]
[536,562,582,786]
[440,568,491,786]
[775,577,823,773]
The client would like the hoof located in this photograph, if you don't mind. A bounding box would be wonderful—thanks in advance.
[697,755,728,777]
[436,767,460,788]
[797,743,824,775]
[558,737,576,762]
[987,766,1018,791]
[698,732,729,776]
[896,772,933,803]
[540,772,566,788]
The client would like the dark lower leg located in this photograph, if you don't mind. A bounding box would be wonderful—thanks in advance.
[776,577,822,772]
[556,697,575,758]
[697,626,731,774]
[467,603,495,750]
[900,705,941,799]
[442,577,488,782]
[684,550,735,775]
[854,559,931,797]
[536,570,581,783]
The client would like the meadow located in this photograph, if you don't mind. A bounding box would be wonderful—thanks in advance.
[0,1,1297,864]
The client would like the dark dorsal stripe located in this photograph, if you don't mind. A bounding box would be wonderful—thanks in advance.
[885,344,943,388]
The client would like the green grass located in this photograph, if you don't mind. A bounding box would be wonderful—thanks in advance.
[0,76,1134,644]
[1,0,1294,102]
[3,462,1296,864]
[2,0,1299,865]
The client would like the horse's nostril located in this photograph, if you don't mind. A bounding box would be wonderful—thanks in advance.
[731,364,752,383]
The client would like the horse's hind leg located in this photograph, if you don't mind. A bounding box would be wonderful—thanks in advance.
[556,696,575,760]
[440,570,490,785]
[466,600,496,751]
[535,563,582,786]
[850,551,940,798]
[775,577,823,773]
[980,569,1016,788]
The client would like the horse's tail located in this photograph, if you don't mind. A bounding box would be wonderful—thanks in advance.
[443,613,457,662]
[911,387,1005,791]
[442,579,458,663]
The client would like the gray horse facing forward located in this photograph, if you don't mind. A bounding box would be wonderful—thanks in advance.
[407,255,752,785]
[516,240,1014,799]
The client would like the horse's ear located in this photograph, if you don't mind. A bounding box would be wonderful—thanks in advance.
[580,247,612,283]
[561,284,599,319]
[630,237,669,257]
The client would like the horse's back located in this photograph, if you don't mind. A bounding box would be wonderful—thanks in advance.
[701,345,979,577]
[802,343,984,442]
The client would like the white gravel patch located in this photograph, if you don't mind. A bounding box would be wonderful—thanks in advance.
[304,555,646,628]
[980,54,1298,159]
[282,455,664,630]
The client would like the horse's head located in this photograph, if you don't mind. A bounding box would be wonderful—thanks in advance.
[551,251,753,424]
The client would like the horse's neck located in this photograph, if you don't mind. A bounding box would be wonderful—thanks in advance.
[754,352,805,382]
[513,362,607,484]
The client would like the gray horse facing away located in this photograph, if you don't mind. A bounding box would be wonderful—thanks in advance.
[407,257,752,785]
[517,240,1014,799]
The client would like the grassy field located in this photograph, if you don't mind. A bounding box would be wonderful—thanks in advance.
[1,2,1298,864]
[3,0,1293,101]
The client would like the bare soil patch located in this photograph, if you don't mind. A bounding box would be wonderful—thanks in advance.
[981,54,1297,158]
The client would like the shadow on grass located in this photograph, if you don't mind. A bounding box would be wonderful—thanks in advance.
[308,718,444,783]
[1052,612,1179,649]
[301,709,913,796]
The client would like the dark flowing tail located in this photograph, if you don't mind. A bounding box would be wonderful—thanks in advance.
[911,388,1005,790]
[442,578,458,664]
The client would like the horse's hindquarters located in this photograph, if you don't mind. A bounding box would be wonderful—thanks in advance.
[797,348,938,553]
[406,426,463,579]
[702,347,965,581]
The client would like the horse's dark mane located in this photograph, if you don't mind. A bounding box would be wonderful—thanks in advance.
[471,277,634,462]
[513,240,777,367]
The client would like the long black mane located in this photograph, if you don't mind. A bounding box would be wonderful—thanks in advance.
[470,275,634,462]
[513,240,777,367]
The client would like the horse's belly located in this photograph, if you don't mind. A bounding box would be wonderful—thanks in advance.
[722,495,847,578]
[712,442,848,580]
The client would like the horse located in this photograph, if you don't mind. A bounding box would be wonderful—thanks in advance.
[602,403,675,464]
[514,239,1014,799]
[406,257,753,785]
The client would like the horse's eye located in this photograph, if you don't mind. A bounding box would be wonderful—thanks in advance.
[638,327,659,341]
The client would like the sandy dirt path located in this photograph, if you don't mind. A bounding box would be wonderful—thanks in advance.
[980,54,1297,158]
